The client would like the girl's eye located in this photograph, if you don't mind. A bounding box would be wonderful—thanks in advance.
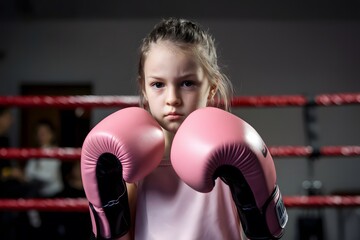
[151,82,164,88]
[181,80,195,88]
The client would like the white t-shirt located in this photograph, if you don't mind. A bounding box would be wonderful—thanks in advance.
[25,157,63,197]
[135,159,243,240]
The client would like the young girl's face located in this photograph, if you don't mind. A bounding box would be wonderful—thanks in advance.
[36,124,54,146]
[143,41,214,133]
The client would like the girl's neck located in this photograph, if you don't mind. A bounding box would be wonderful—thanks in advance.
[163,130,175,160]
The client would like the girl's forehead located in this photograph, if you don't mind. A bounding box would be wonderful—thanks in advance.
[145,44,200,72]
[148,40,195,55]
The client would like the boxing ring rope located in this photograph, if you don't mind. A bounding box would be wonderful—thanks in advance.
[0,195,359,212]
[0,92,359,211]
[1,145,360,160]
[0,92,359,108]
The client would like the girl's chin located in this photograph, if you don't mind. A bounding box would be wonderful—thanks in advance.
[162,123,182,134]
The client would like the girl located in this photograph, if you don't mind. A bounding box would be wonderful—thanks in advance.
[24,119,64,238]
[124,17,243,240]
[25,119,63,198]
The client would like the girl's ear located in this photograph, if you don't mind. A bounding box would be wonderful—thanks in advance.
[208,84,218,100]
[207,83,218,108]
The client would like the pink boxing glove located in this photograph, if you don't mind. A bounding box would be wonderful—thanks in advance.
[171,107,288,240]
[81,107,164,239]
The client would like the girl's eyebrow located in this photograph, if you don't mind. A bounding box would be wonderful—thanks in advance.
[178,73,197,79]
[147,75,163,80]
[175,71,202,81]
[147,73,198,81]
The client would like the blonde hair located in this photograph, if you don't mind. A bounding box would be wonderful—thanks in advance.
[137,17,233,111]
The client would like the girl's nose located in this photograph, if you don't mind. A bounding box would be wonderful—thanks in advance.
[166,87,181,106]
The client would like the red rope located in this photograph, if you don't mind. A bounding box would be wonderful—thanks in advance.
[0,93,359,108]
[268,146,360,157]
[231,95,307,107]
[320,146,360,156]
[1,146,359,160]
[0,148,82,160]
[316,93,360,106]
[0,196,359,211]
[283,195,360,208]
[0,95,139,108]
[0,198,88,212]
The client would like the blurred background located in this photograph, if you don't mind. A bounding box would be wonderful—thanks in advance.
[0,0,359,239]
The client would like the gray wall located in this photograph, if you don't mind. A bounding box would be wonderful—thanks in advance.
[1,19,359,239]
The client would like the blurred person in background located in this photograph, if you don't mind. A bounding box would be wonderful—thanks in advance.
[24,119,64,239]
